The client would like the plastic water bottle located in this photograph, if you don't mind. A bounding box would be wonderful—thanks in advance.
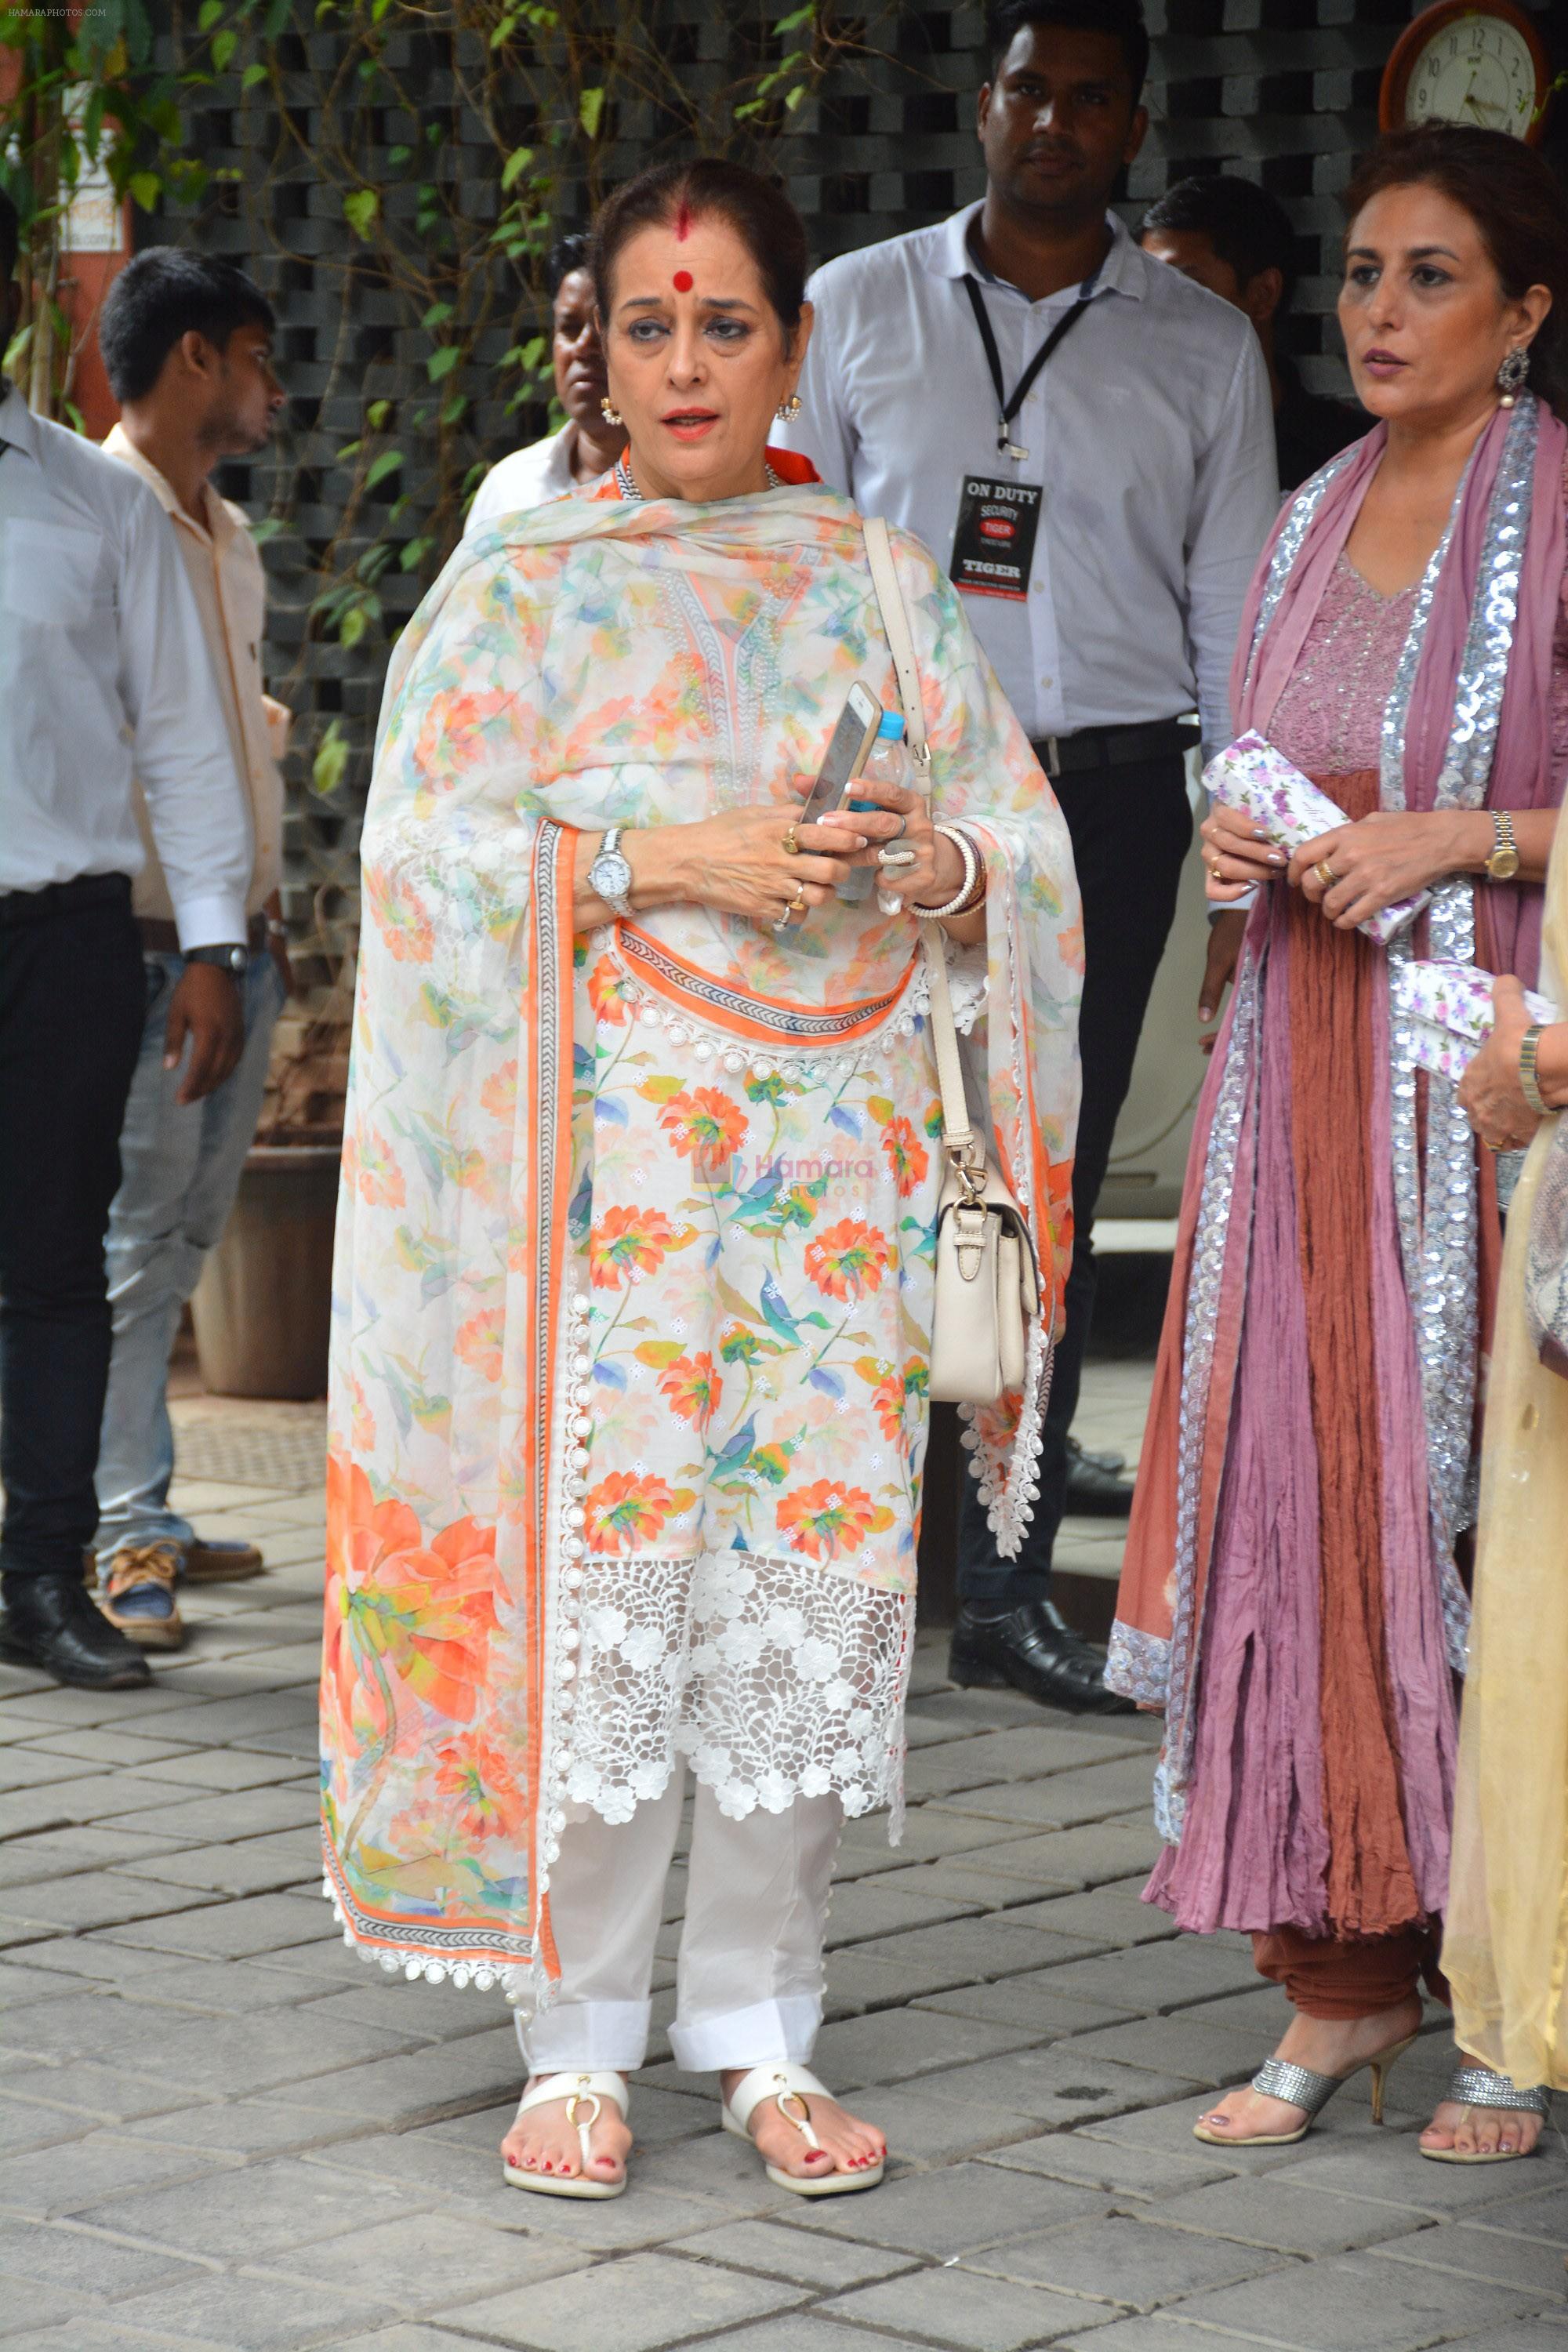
[840,710,909,905]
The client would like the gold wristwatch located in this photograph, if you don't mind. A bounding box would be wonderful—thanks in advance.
[1485,810,1520,881]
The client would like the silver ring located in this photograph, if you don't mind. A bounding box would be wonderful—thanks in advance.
[891,812,907,840]
[877,847,917,869]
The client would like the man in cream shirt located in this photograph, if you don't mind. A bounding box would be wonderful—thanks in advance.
[0,200,252,1692]
[93,249,292,1651]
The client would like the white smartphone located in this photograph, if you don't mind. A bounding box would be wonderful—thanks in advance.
[797,683,883,829]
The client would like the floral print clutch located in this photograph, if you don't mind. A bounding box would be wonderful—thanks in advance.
[1392,959,1557,1084]
[1203,731,1430,945]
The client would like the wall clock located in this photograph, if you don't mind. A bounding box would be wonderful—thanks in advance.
[1379,2,1552,143]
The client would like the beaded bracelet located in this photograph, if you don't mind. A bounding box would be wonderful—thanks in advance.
[916,825,984,920]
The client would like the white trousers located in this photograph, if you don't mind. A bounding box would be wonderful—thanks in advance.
[519,1772,841,2076]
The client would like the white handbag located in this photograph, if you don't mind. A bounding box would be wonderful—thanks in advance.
[862,516,1040,1406]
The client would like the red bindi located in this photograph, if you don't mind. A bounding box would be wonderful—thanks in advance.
[673,268,693,292]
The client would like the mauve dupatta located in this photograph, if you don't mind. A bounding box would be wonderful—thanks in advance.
[1110,396,1568,1772]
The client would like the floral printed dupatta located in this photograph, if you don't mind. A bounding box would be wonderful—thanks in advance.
[320,485,1081,1992]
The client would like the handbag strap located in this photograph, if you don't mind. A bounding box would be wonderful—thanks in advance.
[862,515,930,775]
[920,911,976,1159]
[862,514,974,1161]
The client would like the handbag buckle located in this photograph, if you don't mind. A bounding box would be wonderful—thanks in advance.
[946,1140,988,1203]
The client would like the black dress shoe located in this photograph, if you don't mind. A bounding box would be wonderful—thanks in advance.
[1064,1435,1135,1517]
[948,1599,1134,1715]
[0,1571,152,1689]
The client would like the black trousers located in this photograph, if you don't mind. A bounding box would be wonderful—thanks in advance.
[957,754,1192,1604]
[0,877,145,1581]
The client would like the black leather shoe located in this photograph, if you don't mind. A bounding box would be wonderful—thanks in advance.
[0,1571,152,1690]
[948,1599,1134,1715]
[1065,1435,1134,1517]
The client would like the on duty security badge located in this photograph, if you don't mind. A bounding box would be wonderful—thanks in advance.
[950,475,1042,602]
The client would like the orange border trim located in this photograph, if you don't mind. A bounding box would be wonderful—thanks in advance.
[619,922,918,1047]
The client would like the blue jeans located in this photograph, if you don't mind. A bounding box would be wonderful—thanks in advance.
[93,952,284,1563]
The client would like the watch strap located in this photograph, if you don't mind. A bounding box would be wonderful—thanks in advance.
[1487,809,1519,877]
[1520,1023,1548,1117]
[590,826,633,918]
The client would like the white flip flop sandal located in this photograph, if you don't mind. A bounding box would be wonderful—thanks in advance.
[720,2062,885,2197]
[503,2070,630,2199]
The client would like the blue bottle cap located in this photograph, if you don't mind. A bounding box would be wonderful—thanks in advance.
[877,711,906,739]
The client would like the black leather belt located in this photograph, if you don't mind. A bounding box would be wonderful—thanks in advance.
[1032,717,1200,779]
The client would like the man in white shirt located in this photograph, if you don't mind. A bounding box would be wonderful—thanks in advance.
[778,0,1278,1712]
[92,249,291,1653]
[464,233,626,538]
[0,194,252,1691]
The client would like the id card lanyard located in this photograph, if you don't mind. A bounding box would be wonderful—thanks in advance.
[961,273,1093,463]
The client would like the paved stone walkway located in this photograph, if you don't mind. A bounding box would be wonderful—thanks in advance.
[0,1399,1563,2352]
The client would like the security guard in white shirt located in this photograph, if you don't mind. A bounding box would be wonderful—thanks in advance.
[779,0,1279,1712]
[0,192,251,1693]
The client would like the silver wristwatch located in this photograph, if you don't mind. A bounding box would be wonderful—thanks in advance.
[184,942,249,976]
[589,825,634,919]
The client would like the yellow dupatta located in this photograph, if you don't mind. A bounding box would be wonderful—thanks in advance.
[1445,815,1568,2086]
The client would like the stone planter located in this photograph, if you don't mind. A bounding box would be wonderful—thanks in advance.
[192,1145,339,1400]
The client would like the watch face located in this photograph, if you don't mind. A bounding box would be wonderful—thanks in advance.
[1406,13,1537,137]
[594,851,633,900]
[1489,848,1521,880]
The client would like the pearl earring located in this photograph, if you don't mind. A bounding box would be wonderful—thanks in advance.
[1497,346,1529,408]
[601,394,623,426]
[775,393,802,423]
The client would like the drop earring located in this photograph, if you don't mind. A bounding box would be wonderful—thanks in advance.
[775,392,802,423]
[601,394,623,426]
[1497,346,1529,408]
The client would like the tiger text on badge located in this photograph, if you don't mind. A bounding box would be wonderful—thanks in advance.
[950,476,1042,603]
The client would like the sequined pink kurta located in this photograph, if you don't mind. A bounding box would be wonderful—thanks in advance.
[1116,479,1568,1946]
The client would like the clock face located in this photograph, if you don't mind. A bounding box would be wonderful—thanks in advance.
[1405,13,1539,137]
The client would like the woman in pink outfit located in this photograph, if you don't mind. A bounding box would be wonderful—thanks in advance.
[1109,126,1568,2158]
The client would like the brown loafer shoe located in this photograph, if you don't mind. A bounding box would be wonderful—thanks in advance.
[183,1538,264,1583]
[100,1542,186,1650]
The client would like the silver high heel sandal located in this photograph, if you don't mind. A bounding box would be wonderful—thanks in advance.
[1193,2033,1417,2147]
[1420,2063,1548,2164]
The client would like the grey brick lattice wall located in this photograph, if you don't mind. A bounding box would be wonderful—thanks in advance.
[154,0,1559,933]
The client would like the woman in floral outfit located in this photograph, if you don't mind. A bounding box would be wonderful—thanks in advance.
[321,159,1080,2198]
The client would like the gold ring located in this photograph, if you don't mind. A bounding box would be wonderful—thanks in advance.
[787,886,808,916]
[782,826,800,856]
[1209,858,1223,879]
[1315,861,1339,888]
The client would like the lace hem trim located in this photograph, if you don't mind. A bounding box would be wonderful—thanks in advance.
[561,1547,915,1836]
[959,1319,1051,1561]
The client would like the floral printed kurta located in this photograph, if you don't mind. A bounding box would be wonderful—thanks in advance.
[321,485,1080,1992]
